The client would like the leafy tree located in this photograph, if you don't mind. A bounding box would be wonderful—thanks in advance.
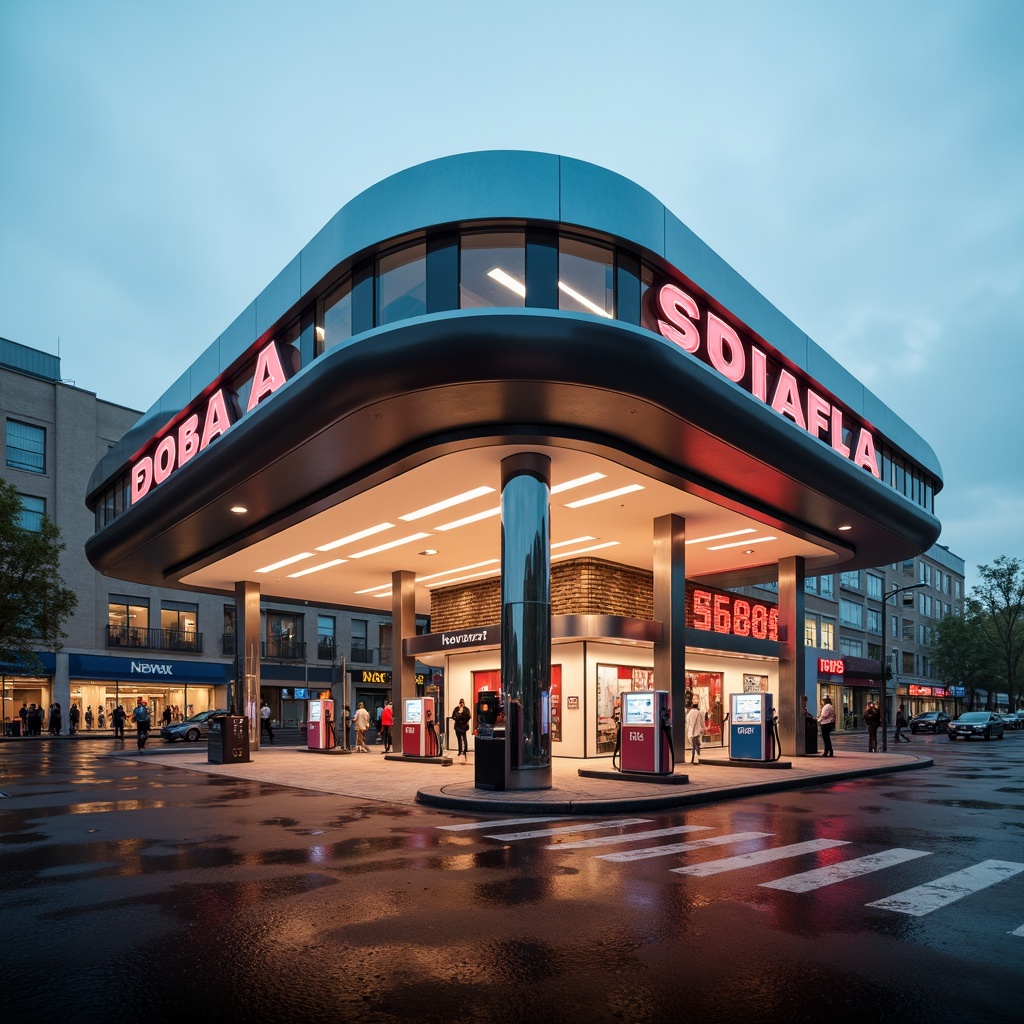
[965,555,1024,711]
[0,479,78,674]
[931,610,994,713]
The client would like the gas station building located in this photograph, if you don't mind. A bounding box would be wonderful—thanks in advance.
[85,151,942,787]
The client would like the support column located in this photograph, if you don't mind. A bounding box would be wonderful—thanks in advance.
[778,556,806,757]
[392,569,417,743]
[653,514,687,749]
[501,452,552,791]
[235,581,261,749]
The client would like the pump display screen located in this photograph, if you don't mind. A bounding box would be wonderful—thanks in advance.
[732,694,763,724]
[308,700,322,722]
[623,692,655,725]
[405,700,422,724]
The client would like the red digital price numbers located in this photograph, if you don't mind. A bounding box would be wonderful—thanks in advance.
[687,585,779,641]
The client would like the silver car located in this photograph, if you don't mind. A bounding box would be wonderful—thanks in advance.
[160,709,230,742]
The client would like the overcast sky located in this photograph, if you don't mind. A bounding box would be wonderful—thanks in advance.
[2,1,1021,587]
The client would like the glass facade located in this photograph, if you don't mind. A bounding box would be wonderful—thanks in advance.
[6,419,45,473]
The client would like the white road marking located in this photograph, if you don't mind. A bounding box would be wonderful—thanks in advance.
[672,838,850,877]
[760,848,932,892]
[599,830,774,863]
[547,824,712,850]
[867,859,1024,917]
[486,818,653,841]
[438,816,567,831]
[1010,923,1024,937]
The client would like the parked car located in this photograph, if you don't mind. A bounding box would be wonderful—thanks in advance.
[946,711,1005,741]
[160,709,230,742]
[998,713,1021,731]
[910,711,951,734]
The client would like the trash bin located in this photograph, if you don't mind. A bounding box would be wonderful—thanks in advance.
[208,715,250,764]
[5,720,21,736]
[804,715,818,755]
[474,729,506,790]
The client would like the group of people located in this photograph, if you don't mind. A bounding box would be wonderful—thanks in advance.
[816,697,912,756]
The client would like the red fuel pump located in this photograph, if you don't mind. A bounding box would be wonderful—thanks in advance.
[619,691,674,774]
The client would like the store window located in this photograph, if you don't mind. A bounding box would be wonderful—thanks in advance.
[839,599,863,629]
[108,597,150,646]
[558,237,614,319]
[597,664,656,753]
[317,615,336,660]
[377,243,426,325]
[351,619,369,661]
[460,232,526,308]
[17,494,45,532]
[6,419,45,473]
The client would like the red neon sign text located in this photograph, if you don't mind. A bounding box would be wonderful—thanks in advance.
[687,586,780,641]
[818,658,845,675]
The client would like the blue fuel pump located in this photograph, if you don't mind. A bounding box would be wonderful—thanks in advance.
[729,693,780,761]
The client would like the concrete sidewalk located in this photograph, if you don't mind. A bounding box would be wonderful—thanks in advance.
[112,738,932,815]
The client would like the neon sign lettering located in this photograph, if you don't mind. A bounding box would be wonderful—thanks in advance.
[818,658,845,675]
[649,282,880,477]
[129,339,292,504]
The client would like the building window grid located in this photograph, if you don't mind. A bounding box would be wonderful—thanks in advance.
[17,493,45,532]
[6,419,46,474]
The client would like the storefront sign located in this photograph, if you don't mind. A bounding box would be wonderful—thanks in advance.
[686,583,780,641]
[818,658,845,675]
[646,282,880,477]
[129,339,294,504]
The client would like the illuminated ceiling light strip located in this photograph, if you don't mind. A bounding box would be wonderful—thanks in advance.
[354,583,394,595]
[550,472,606,494]
[558,281,614,319]
[434,506,502,531]
[348,532,433,558]
[426,568,501,588]
[400,486,496,522]
[707,536,778,551]
[287,558,347,578]
[317,522,394,552]
[416,558,500,583]
[487,267,526,298]
[685,528,756,545]
[256,552,315,573]
[551,536,596,549]
[373,591,393,599]
[564,484,644,508]
[552,541,621,559]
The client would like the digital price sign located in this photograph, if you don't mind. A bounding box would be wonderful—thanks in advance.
[686,583,780,641]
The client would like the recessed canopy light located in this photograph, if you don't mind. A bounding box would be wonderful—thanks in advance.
[686,528,756,545]
[550,473,606,494]
[256,552,315,573]
[348,532,432,558]
[707,536,777,551]
[564,484,644,508]
[419,549,439,555]
[287,558,346,578]
[229,505,248,515]
[552,541,621,558]
[417,558,500,582]
[399,486,495,522]
[435,506,502,531]
[838,524,853,531]
[743,549,755,555]
[317,522,394,552]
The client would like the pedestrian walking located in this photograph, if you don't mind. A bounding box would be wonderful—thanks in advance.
[380,700,393,753]
[260,700,275,744]
[817,695,836,756]
[685,700,703,764]
[863,699,881,752]
[132,698,151,749]
[111,704,126,740]
[893,704,911,743]
[162,706,172,727]
[452,698,471,762]
[353,702,371,752]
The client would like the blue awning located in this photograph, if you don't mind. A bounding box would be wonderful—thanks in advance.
[68,654,229,684]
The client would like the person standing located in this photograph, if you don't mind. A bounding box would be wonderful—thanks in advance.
[19,702,29,735]
[68,703,80,736]
[132,698,151,750]
[111,704,126,740]
[893,704,911,743]
[817,695,836,757]
[685,700,703,764]
[85,706,94,731]
[50,703,62,736]
[863,699,881,752]
[260,700,275,744]
[352,702,371,752]
[452,698,472,762]
[98,706,106,730]
[162,706,172,727]
[380,700,393,753]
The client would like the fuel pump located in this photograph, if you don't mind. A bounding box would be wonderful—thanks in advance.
[618,691,674,774]
[402,697,436,757]
[729,693,779,761]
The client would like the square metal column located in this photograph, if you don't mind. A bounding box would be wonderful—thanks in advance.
[234,580,261,749]
[392,569,417,741]
[777,556,806,757]
[653,514,687,744]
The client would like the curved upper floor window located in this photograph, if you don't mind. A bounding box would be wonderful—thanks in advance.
[461,232,525,308]
[558,237,614,319]
[377,244,426,325]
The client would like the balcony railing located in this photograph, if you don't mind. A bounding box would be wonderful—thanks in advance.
[107,625,203,654]
[263,637,306,661]
[317,636,336,661]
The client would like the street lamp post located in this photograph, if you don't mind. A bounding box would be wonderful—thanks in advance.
[880,581,926,752]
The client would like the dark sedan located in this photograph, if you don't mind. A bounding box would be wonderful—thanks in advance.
[947,711,1005,741]
[910,711,951,734]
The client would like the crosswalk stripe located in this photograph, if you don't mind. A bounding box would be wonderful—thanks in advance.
[438,816,567,831]
[760,848,932,892]
[671,838,850,876]
[486,818,652,841]
[867,859,1024,916]
[547,824,713,850]
[598,830,774,863]
[1011,923,1024,937]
